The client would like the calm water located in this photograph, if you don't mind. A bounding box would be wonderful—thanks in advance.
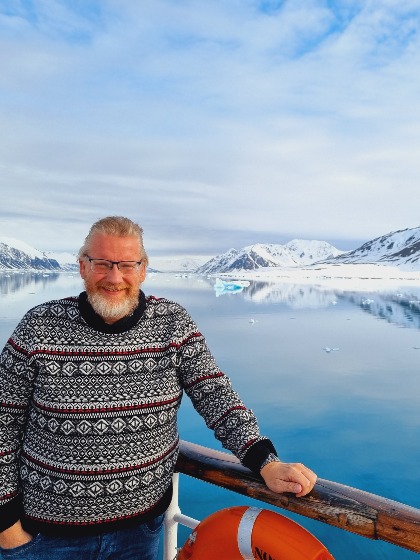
[1,272,419,559]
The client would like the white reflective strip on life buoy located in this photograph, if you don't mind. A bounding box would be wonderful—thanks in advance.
[237,507,263,559]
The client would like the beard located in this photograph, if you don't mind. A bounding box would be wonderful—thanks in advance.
[84,280,139,322]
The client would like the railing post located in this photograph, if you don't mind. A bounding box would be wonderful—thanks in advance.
[163,473,200,560]
[164,473,181,560]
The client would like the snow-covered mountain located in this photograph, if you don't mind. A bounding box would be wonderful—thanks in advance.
[284,239,346,264]
[46,250,78,270]
[0,237,61,271]
[150,255,210,273]
[196,227,420,274]
[0,237,207,273]
[323,226,420,270]
[2,225,420,274]
[196,240,344,274]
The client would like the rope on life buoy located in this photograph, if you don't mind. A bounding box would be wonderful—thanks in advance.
[177,505,335,560]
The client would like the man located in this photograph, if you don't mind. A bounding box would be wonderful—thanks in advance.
[0,216,316,559]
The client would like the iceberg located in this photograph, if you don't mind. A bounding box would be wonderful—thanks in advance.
[214,278,250,297]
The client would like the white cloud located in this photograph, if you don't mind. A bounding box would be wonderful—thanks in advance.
[1,0,420,254]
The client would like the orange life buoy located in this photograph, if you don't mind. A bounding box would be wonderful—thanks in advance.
[177,506,335,560]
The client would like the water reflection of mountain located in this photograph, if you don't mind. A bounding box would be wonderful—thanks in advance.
[342,291,420,330]
[243,281,339,308]
[218,280,420,330]
[0,272,61,294]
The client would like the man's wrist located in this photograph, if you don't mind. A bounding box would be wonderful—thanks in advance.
[260,452,281,471]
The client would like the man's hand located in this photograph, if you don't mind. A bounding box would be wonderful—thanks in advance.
[0,521,33,550]
[260,461,317,497]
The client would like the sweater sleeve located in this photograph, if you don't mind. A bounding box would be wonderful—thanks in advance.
[0,314,36,531]
[174,305,276,473]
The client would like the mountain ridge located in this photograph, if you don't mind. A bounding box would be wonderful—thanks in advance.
[197,227,420,274]
[323,227,420,269]
[197,239,345,274]
[0,237,63,272]
[1,226,420,273]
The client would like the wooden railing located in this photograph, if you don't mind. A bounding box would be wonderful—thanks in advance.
[176,440,420,555]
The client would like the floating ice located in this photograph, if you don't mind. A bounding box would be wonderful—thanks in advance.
[214,278,250,297]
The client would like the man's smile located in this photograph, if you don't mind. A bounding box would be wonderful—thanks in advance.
[99,284,129,294]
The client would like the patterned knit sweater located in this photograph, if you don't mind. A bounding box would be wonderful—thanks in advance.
[0,292,276,536]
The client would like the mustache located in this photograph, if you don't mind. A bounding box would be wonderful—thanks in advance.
[97,282,130,291]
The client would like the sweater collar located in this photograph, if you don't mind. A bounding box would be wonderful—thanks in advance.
[78,290,146,334]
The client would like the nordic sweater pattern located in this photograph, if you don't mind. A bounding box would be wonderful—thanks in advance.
[0,294,270,534]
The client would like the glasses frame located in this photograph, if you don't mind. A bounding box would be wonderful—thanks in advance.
[85,255,143,274]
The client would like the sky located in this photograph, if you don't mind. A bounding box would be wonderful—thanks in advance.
[1,0,420,257]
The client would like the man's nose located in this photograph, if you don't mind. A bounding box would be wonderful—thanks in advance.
[106,263,124,280]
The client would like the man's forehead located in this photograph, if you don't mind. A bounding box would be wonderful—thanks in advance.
[88,234,141,254]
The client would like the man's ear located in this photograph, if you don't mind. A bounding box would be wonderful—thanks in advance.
[139,263,147,283]
[79,259,87,279]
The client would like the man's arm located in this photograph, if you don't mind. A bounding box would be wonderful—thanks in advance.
[174,306,318,496]
[0,521,32,550]
[0,315,36,543]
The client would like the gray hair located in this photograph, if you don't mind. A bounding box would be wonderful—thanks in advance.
[78,216,149,266]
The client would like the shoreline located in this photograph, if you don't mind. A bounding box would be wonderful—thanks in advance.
[2,263,420,289]
[203,263,420,290]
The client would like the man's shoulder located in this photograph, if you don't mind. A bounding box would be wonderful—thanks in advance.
[145,295,190,317]
[24,295,80,318]
[146,294,177,304]
[10,296,81,339]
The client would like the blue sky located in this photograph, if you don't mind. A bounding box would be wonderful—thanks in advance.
[1,0,420,256]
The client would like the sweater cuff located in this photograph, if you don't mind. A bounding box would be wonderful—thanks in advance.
[0,495,23,532]
[241,439,278,475]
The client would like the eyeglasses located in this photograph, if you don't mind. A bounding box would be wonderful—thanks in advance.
[86,256,143,275]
